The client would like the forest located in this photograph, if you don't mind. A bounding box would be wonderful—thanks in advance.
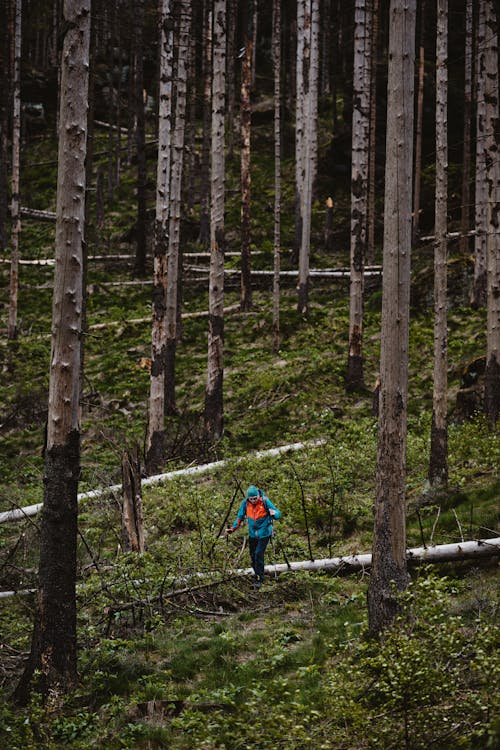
[0,0,499,748]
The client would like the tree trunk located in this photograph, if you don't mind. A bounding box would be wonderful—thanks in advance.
[198,0,212,246]
[473,1,488,308]
[165,0,191,414]
[0,0,10,253]
[146,0,174,475]
[134,0,147,277]
[227,0,237,160]
[294,0,306,264]
[346,0,373,391]
[205,0,226,442]
[15,0,90,703]
[412,0,425,244]
[297,0,319,315]
[367,0,416,637]
[459,0,473,257]
[484,0,500,424]
[429,0,448,486]
[122,447,145,553]
[272,0,282,354]
[367,0,379,266]
[240,0,255,312]
[8,0,21,341]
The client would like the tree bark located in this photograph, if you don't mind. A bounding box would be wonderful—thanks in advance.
[122,447,145,553]
[297,0,319,315]
[198,0,212,246]
[146,0,174,475]
[134,0,147,277]
[367,0,379,266]
[0,0,10,253]
[205,0,226,442]
[459,0,473,257]
[484,0,500,424]
[272,0,282,354]
[8,0,21,340]
[240,0,255,312]
[15,0,90,703]
[367,0,416,637]
[473,1,488,308]
[412,0,425,244]
[165,0,191,414]
[346,0,373,390]
[429,0,448,486]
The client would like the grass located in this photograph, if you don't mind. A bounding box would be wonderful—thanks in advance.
[0,113,499,750]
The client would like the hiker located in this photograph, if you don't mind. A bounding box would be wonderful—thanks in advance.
[226,485,281,589]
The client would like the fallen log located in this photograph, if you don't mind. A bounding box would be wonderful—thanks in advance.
[20,206,56,222]
[0,439,326,523]
[1,538,498,599]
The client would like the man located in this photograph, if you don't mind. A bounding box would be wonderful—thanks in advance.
[226,485,281,589]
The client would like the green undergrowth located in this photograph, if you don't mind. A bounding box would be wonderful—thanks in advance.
[1,102,499,750]
[1,571,498,749]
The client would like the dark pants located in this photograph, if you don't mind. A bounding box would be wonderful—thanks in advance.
[249,535,271,583]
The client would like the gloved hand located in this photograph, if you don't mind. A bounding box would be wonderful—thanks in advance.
[225,526,234,535]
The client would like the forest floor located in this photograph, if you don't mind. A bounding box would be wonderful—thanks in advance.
[0,122,499,749]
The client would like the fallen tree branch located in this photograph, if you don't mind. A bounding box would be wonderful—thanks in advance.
[1,538,498,599]
[0,439,326,523]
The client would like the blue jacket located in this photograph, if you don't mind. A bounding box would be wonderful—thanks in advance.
[231,490,281,539]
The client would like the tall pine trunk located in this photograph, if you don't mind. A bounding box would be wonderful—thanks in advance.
[484,0,500,424]
[460,0,473,257]
[165,0,191,414]
[473,0,488,307]
[429,0,448,485]
[412,0,425,244]
[272,0,282,354]
[146,0,174,474]
[367,0,416,637]
[346,0,373,390]
[198,0,212,246]
[240,0,255,312]
[15,0,90,703]
[205,0,226,442]
[133,0,147,277]
[8,0,21,340]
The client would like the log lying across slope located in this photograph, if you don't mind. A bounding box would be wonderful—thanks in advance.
[0,539,498,599]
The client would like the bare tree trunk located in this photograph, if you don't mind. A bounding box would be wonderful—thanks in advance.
[0,0,10,253]
[460,0,473,257]
[165,0,191,414]
[346,0,373,390]
[367,0,416,637]
[412,0,425,244]
[15,0,90,704]
[134,0,147,277]
[227,0,237,160]
[205,0,226,442]
[240,0,255,312]
[484,0,500,424]
[297,0,319,315]
[198,0,212,246]
[272,0,282,354]
[146,0,174,475]
[367,0,379,266]
[122,447,145,553]
[473,0,488,308]
[8,0,21,341]
[294,0,306,264]
[429,0,448,486]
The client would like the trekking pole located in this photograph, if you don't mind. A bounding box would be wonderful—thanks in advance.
[274,529,292,570]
